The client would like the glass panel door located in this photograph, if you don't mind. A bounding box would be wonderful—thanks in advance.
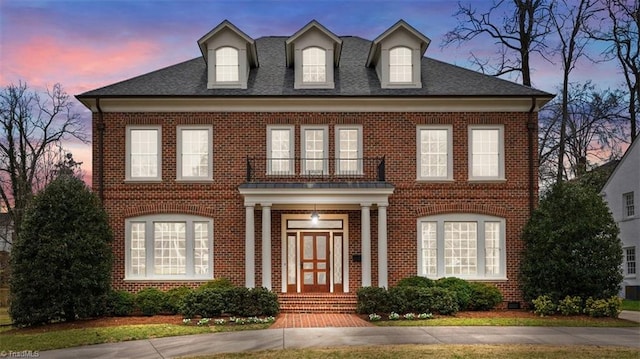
[300,232,330,292]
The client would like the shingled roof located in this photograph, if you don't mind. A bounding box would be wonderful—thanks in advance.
[77,36,552,99]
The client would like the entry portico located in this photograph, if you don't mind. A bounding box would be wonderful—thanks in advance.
[239,184,394,292]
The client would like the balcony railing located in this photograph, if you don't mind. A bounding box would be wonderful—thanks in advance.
[245,157,386,182]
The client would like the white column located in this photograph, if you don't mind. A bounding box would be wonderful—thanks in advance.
[377,203,388,288]
[261,203,272,290]
[245,204,255,288]
[361,203,371,287]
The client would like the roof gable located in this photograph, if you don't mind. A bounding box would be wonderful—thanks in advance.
[197,20,258,68]
[602,137,640,193]
[285,20,342,67]
[366,19,431,67]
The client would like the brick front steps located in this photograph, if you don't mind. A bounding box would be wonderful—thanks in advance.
[278,293,357,313]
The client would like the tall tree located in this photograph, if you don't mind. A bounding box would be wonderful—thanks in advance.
[443,0,553,86]
[0,82,86,243]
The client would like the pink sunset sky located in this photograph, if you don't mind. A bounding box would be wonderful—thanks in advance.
[0,0,624,186]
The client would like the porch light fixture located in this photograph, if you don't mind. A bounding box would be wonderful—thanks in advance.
[311,205,320,224]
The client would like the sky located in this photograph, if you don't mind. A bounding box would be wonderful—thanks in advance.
[0,0,624,185]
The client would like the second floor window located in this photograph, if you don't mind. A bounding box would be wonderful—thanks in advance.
[336,125,363,175]
[267,125,294,175]
[624,192,635,217]
[389,46,412,83]
[301,126,328,175]
[417,126,452,180]
[302,47,326,83]
[177,126,212,180]
[215,47,239,82]
[127,126,161,181]
[469,126,504,180]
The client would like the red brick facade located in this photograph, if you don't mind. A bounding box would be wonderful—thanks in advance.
[94,110,537,304]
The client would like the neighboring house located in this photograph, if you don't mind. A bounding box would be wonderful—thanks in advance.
[76,20,553,307]
[601,138,640,300]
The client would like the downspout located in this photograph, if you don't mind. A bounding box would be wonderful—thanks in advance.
[527,97,537,216]
[96,98,105,204]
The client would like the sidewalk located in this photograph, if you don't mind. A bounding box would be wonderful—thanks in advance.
[37,324,640,359]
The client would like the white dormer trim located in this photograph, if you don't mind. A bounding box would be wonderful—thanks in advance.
[286,20,342,89]
[197,20,258,89]
[366,20,430,89]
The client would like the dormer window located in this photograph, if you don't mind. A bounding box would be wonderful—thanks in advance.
[302,47,326,83]
[215,47,239,82]
[389,46,412,83]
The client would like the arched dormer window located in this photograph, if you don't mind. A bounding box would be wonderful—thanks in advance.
[389,46,412,83]
[302,47,326,83]
[215,47,239,82]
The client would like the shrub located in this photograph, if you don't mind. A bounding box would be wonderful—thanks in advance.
[9,175,113,326]
[356,286,391,314]
[180,288,226,318]
[389,286,458,315]
[584,296,622,318]
[135,287,167,316]
[233,287,279,316]
[105,290,135,317]
[164,286,194,314]
[396,276,434,288]
[198,278,234,291]
[520,182,623,303]
[467,282,503,311]
[558,295,583,316]
[532,295,557,316]
[435,277,473,310]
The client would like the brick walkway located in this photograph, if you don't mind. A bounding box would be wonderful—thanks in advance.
[270,313,375,328]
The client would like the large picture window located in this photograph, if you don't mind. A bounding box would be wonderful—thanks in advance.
[126,126,161,181]
[177,126,213,180]
[418,214,506,279]
[417,125,452,180]
[125,214,213,280]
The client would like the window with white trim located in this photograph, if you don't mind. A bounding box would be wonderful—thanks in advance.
[335,125,363,175]
[418,214,506,279]
[623,192,635,217]
[389,46,412,83]
[215,47,239,82]
[469,125,504,180]
[126,126,161,181]
[302,47,326,83]
[177,126,212,180]
[267,125,294,175]
[625,247,636,276]
[126,214,213,280]
[417,125,452,180]
[301,125,328,175]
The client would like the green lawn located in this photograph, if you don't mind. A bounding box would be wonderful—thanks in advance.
[184,344,640,359]
[0,307,10,325]
[622,299,640,311]
[373,316,639,327]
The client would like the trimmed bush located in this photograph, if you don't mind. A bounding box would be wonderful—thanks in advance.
[136,287,167,316]
[164,286,194,314]
[558,295,582,316]
[105,290,135,317]
[435,277,472,310]
[181,288,226,318]
[233,287,279,317]
[584,296,621,318]
[467,282,503,311]
[396,276,434,288]
[198,278,234,291]
[532,295,556,316]
[356,287,391,314]
[389,286,458,315]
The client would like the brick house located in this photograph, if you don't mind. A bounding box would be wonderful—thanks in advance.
[77,20,553,308]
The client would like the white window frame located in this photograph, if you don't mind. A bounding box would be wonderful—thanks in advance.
[302,47,327,83]
[176,125,213,181]
[301,125,328,175]
[215,46,239,83]
[335,125,363,176]
[417,125,453,181]
[468,125,505,181]
[125,214,213,280]
[625,246,636,277]
[623,192,635,218]
[417,213,507,280]
[267,125,295,175]
[389,46,412,83]
[126,125,162,182]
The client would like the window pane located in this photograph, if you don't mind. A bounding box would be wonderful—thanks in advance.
[624,192,635,217]
[485,222,500,275]
[288,234,296,285]
[303,47,326,82]
[338,129,360,174]
[181,129,209,178]
[444,222,477,275]
[130,129,158,178]
[421,222,437,276]
[420,129,448,178]
[334,234,343,284]
[627,247,636,275]
[154,222,186,275]
[270,129,292,174]
[216,47,239,82]
[304,129,325,173]
[389,47,412,82]
[194,222,209,275]
[471,129,499,177]
[130,223,146,276]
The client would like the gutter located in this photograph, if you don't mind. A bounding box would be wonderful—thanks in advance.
[527,97,537,215]
[96,98,105,204]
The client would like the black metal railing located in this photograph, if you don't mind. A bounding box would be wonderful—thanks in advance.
[246,157,386,182]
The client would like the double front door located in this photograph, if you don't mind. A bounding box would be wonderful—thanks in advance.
[300,232,330,292]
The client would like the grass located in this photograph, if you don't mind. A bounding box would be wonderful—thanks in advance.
[373,316,639,327]
[0,307,10,325]
[182,344,640,359]
[622,299,640,311]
